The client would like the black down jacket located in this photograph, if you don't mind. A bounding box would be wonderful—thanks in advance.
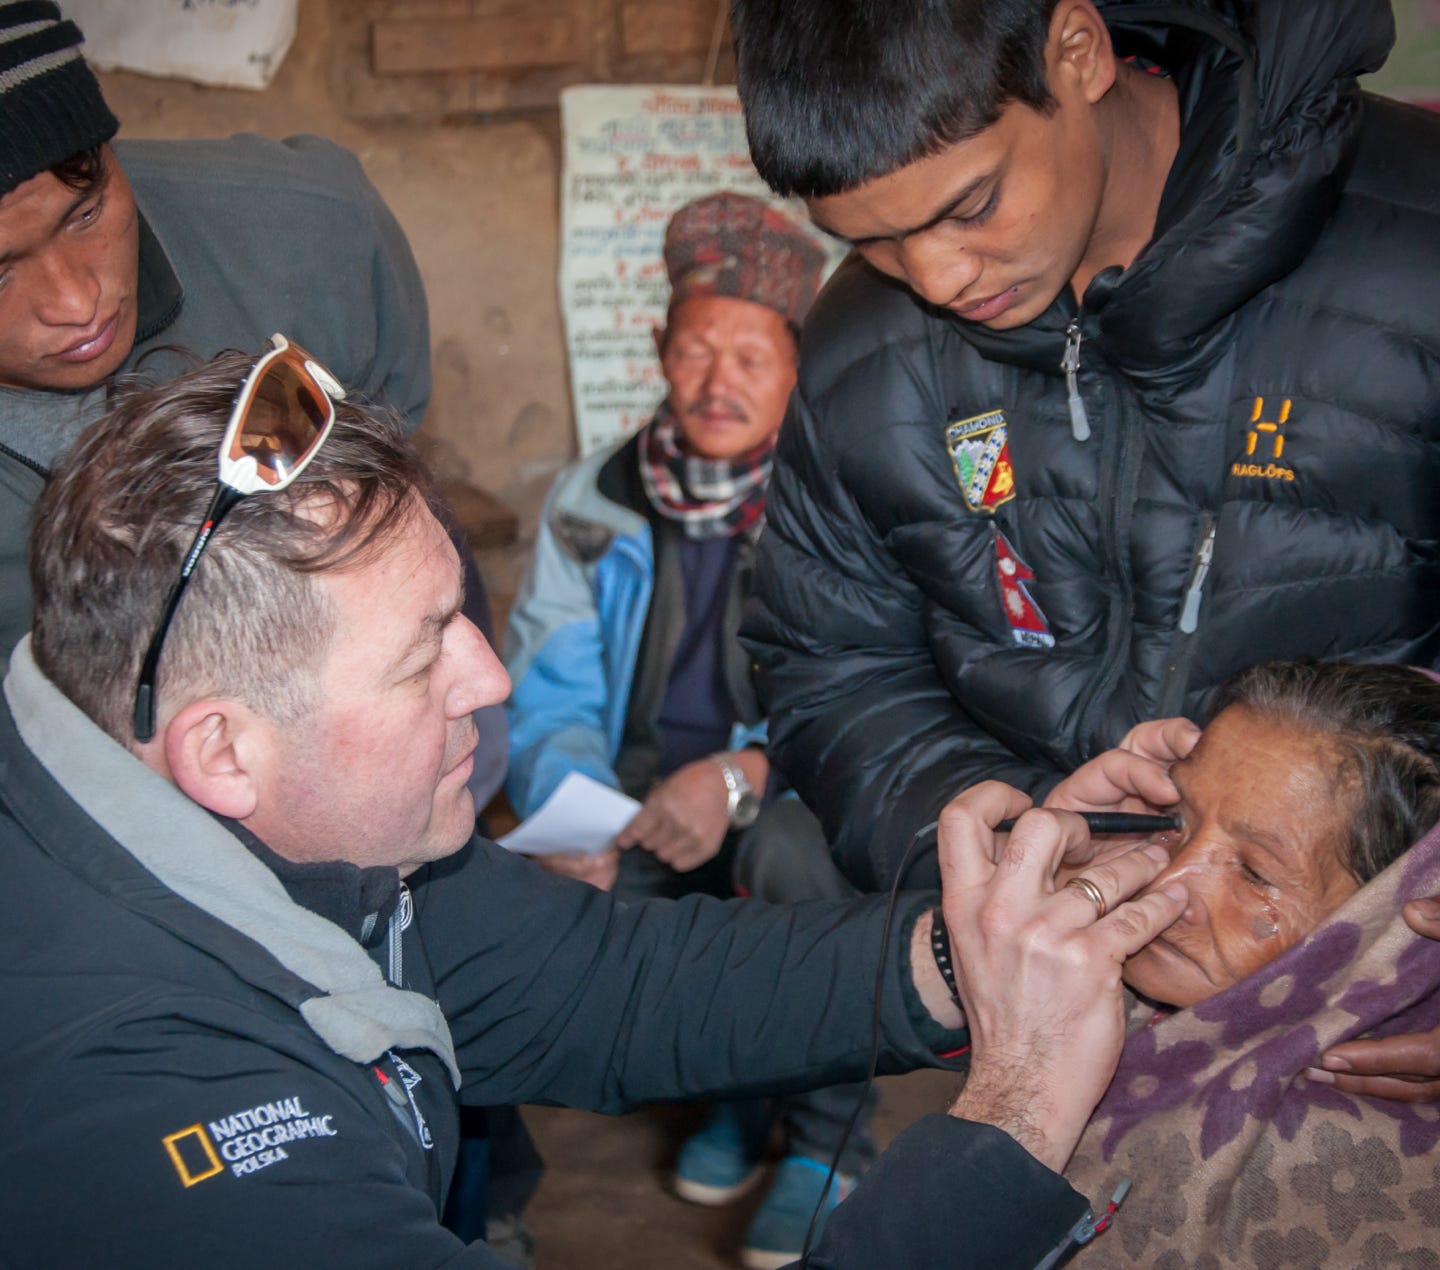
[742,0,1440,891]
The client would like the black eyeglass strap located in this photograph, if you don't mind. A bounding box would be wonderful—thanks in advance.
[133,483,245,742]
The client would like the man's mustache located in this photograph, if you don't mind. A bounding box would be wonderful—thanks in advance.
[685,395,749,421]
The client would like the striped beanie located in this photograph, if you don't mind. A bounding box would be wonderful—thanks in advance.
[0,0,117,197]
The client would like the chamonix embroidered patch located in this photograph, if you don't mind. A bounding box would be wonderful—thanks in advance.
[946,409,1016,513]
[994,531,1054,649]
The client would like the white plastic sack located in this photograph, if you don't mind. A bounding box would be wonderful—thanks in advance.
[65,0,298,91]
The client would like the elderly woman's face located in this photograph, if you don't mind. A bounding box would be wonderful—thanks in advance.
[1122,705,1362,1008]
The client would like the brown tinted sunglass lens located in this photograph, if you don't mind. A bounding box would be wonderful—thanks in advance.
[232,355,330,485]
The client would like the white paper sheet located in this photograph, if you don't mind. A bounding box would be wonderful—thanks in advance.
[498,772,640,856]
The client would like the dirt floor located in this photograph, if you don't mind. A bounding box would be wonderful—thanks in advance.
[520,1068,960,1269]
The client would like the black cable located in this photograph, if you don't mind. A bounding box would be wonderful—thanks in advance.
[798,818,940,1262]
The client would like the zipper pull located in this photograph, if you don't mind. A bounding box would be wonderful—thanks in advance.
[374,1065,409,1111]
[1061,319,1091,442]
[386,884,410,987]
[1179,519,1217,634]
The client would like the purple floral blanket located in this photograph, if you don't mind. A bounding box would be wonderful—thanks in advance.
[1064,819,1440,1266]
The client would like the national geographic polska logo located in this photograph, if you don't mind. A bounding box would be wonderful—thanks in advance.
[163,1095,338,1187]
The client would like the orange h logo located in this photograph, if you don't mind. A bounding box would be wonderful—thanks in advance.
[1246,396,1291,460]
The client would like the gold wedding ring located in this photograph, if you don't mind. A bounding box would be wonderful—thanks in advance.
[1065,875,1108,920]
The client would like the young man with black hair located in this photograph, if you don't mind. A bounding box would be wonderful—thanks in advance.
[730,0,1440,1102]
[730,0,1440,886]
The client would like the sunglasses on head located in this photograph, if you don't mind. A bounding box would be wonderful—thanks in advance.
[132,334,346,742]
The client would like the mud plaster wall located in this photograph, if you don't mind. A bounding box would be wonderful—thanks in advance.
[95,0,581,614]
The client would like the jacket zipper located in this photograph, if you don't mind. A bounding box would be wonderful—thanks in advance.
[386,884,411,987]
[1157,514,1218,717]
[0,439,49,480]
[1178,517,1216,634]
[1061,320,1092,442]
[386,1051,435,1151]
[1073,352,1145,758]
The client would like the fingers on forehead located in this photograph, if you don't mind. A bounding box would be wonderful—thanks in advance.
[1156,717,1202,762]
[1124,716,1201,761]
[1095,746,1169,787]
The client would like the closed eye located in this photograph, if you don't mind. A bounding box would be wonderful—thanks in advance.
[72,197,104,228]
[1240,859,1273,889]
[955,187,1000,227]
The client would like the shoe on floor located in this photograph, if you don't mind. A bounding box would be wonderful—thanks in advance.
[484,1212,536,1269]
[672,1106,766,1206]
[741,1155,855,1270]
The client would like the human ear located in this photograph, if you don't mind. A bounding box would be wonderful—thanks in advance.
[1048,0,1117,105]
[163,699,263,821]
[652,324,667,360]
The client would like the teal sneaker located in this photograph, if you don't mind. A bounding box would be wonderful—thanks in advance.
[741,1155,855,1270]
[672,1105,766,1206]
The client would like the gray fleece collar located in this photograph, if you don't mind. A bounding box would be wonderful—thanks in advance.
[3,637,460,1087]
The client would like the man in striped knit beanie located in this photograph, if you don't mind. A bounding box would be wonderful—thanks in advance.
[0,0,123,383]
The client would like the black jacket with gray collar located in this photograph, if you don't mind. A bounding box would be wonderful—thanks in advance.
[0,642,1093,1268]
[742,0,1440,891]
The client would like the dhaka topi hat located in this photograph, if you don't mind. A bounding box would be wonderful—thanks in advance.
[0,0,117,198]
[663,191,826,329]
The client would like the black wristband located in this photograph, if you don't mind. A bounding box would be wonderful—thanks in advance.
[929,908,964,1010]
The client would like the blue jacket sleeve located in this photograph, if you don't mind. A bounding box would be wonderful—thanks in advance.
[503,484,625,817]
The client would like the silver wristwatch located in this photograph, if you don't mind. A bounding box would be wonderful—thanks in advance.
[712,754,761,829]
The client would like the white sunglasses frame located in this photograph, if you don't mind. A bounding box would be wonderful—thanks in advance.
[132,334,347,741]
[217,332,346,495]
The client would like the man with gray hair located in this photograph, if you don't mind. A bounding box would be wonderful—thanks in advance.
[0,342,1207,1266]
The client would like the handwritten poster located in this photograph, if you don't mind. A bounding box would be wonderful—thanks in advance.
[559,85,843,456]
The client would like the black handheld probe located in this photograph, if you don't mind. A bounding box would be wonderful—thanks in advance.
[993,812,1180,835]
